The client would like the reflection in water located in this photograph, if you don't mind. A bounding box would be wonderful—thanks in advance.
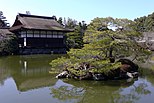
[22,60,27,75]
[0,55,61,91]
[51,80,85,103]
[51,78,152,103]
[140,67,154,87]
[114,80,151,103]
[0,55,154,103]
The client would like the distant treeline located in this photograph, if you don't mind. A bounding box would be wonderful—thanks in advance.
[134,12,154,32]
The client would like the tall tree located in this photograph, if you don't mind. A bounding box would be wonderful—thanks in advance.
[59,18,87,49]
[144,13,154,31]
[57,17,63,25]
[66,21,87,49]
[134,12,154,32]
[64,17,77,29]
[134,16,147,32]
[0,11,10,27]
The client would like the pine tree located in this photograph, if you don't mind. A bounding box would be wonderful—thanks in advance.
[0,11,10,27]
[134,12,154,32]
[50,17,151,78]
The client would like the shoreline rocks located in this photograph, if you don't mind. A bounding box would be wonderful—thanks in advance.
[56,59,139,81]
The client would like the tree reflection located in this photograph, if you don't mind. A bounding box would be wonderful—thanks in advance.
[140,67,154,86]
[0,67,11,86]
[50,79,151,103]
[51,80,84,103]
[51,86,84,101]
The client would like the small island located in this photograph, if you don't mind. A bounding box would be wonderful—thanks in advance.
[55,58,139,80]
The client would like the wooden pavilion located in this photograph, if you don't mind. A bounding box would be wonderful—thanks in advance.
[10,13,72,54]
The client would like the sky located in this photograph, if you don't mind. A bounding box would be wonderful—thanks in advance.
[0,0,154,25]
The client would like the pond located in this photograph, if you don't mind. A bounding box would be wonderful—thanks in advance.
[0,55,154,103]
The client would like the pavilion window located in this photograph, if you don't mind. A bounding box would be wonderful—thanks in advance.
[58,35,63,38]
[40,31,46,38]
[58,32,63,38]
[58,32,63,35]
[47,31,52,38]
[47,34,52,38]
[21,31,26,37]
[53,35,57,38]
[53,31,57,38]
[47,31,52,35]
[34,30,40,37]
[27,30,33,37]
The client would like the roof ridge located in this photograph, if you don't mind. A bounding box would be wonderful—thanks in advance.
[0,27,10,29]
[18,13,55,20]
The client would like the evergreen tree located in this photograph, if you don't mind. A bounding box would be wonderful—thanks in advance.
[57,17,63,25]
[144,13,154,31]
[64,17,77,29]
[66,21,87,49]
[50,17,151,77]
[0,11,10,27]
[0,34,18,55]
[134,12,154,32]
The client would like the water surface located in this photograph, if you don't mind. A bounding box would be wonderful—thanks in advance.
[0,55,154,103]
